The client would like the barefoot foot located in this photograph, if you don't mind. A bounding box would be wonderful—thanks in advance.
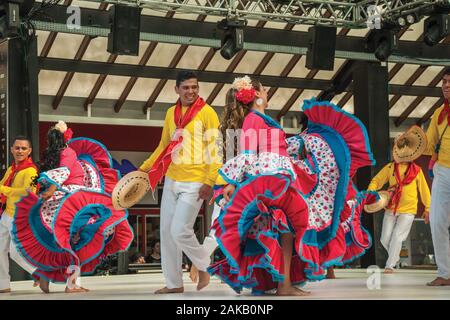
[277,285,310,296]
[427,277,450,286]
[65,286,90,293]
[39,279,50,294]
[197,270,210,291]
[154,286,184,294]
[326,267,336,279]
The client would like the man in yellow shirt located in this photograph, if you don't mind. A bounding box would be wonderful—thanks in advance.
[139,71,221,294]
[425,68,450,286]
[0,136,38,293]
[368,128,430,274]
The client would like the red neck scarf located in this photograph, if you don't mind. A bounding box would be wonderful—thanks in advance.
[438,99,450,125]
[390,162,420,214]
[1,157,37,204]
[147,96,206,190]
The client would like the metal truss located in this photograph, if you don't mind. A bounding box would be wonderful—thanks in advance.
[82,0,449,28]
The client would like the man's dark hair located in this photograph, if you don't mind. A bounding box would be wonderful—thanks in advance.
[12,135,32,148]
[176,70,198,87]
[443,67,450,77]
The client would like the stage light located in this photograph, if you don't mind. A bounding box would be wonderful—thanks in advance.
[367,29,398,61]
[397,16,406,27]
[406,14,416,24]
[217,19,245,60]
[424,14,450,46]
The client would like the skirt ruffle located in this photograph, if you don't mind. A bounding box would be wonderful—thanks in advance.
[12,191,132,283]
[209,174,345,293]
[302,98,375,177]
[12,137,132,284]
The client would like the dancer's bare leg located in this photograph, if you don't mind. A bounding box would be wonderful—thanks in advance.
[276,232,310,296]
[326,267,336,279]
[39,279,50,294]
[197,270,210,291]
[190,264,199,283]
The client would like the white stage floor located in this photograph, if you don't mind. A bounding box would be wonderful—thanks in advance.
[1,269,449,300]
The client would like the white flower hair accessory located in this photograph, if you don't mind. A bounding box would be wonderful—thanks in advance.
[232,76,253,91]
[54,120,68,133]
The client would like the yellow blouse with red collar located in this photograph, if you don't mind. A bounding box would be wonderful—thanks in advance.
[0,166,38,217]
[425,105,450,168]
[139,103,221,186]
[367,162,430,214]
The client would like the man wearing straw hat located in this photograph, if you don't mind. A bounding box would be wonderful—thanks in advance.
[425,67,450,286]
[139,70,221,294]
[366,126,430,274]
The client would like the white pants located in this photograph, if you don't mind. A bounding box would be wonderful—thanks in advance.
[380,210,415,269]
[430,163,450,279]
[0,214,36,290]
[202,204,220,257]
[160,178,211,289]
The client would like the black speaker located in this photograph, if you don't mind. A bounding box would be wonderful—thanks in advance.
[305,26,337,71]
[107,5,141,56]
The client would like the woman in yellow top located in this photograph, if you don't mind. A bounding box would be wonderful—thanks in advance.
[367,126,430,274]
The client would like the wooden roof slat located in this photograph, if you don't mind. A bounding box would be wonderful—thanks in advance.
[276,27,350,119]
[337,91,352,108]
[253,23,295,76]
[388,35,449,112]
[205,20,267,105]
[84,12,174,112]
[113,42,159,112]
[395,68,446,126]
[141,14,207,112]
[51,3,109,110]
[329,28,409,111]
[277,69,319,120]
[385,29,411,81]
[388,65,428,109]
[40,0,73,59]
[51,35,94,109]
[417,97,443,125]
[205,50,247,105]
[83,53,118,111]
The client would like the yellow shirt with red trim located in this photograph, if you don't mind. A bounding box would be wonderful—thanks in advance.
[139,104,221,186]
[0,166,38,217]
[425,105,450,168]
[367,162,431,214]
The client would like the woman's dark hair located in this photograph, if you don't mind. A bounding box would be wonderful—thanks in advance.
[40,129,66,172]
[150,239,160,249]
[299,112,309,133]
